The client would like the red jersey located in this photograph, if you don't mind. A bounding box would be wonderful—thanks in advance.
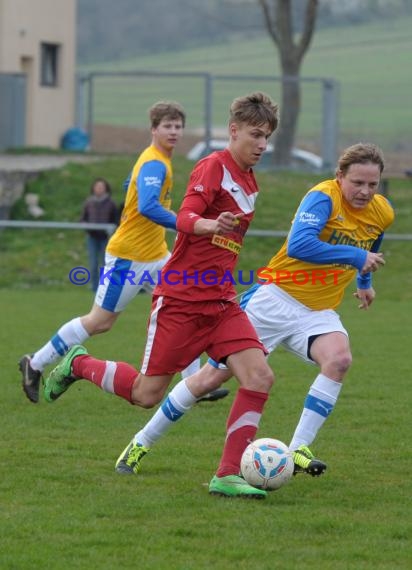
[155,149,259,301]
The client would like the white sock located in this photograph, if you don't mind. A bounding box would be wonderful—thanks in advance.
[180,357,201,379]
[289,373,342,451]
[30,317,89,372]
[133,379,197,448]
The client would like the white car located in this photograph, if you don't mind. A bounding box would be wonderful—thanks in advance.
[187,140,323,172]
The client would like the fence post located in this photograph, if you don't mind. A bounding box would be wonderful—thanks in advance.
[75,73,88,130]
[321,79,339,172]
[86,73,94,147]
[204,73,213,155]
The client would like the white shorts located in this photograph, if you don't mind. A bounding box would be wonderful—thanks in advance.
[242,283,348,364]
[94,252,171,313]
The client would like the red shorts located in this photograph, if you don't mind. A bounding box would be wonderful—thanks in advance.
[140,295,265,375]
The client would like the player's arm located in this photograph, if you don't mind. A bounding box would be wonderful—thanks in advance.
[177,160,241,235]
[136,160,177,229]
[191,210,241,235]
[287,191,371,272]
[356,233,384,289]
[288,192,385,276]
[354,233,384,309]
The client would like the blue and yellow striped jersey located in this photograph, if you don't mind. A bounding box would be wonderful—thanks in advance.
[261,179,394,310]
[107,145,174,262]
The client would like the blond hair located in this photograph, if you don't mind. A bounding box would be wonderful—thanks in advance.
[229,92,279,134]
[337,143,384,175]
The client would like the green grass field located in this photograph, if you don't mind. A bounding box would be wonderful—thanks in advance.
[0,158,411,568]
[80,16,412,149]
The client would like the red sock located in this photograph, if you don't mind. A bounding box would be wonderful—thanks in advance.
[73,355,138,403]
[216,387,268,477]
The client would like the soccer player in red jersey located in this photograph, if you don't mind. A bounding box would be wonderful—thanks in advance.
[44,92,279,499]
[123,143,393,493]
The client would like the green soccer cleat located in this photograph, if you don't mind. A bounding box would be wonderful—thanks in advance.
[209,474,267,499]
[115,440,150,474]
[292,445,327,476]
[43,345,88,403]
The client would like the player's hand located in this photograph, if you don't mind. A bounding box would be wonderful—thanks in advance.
[353,288,376,310]
[360,252,385,275]
[214,212,243,234]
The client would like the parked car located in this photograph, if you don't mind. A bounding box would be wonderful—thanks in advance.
[187,139,323,172]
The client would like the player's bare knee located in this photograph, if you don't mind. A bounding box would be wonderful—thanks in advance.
[136,399,156,410]
[261,366,275,391]
[324,351,352,378]
[335,351,352,374]
[247,365,275,392]
[132,392,162,409]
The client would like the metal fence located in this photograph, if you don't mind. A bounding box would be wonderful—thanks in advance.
[77,70,339,170]
[1,220,411,241]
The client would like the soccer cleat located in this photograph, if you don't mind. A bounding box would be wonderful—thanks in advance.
[43,345,88,403]
[115,441,150,474]
[209,474,267,499]
[19,354,42,403]
[292,445,327,476]
[197,388,230,403]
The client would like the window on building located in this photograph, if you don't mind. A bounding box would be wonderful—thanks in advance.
[40,43,60,87]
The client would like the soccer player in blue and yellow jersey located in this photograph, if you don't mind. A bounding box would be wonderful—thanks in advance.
[19,101,213,403]
[105,142,394,493]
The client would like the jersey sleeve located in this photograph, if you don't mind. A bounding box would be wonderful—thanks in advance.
[356,195,395,288]
[123,172,131,191]
[136,160,176,229]
[287,191,367,271]
[177,157,221,234]
[356,233,384,289]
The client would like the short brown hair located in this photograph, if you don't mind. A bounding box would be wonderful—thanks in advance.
[229,92,279,134]
[337,143,385,175]
[149,101,186,129]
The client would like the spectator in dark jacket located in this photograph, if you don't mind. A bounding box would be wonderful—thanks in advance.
[80,178,118,291]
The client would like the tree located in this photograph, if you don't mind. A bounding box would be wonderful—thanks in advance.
[258,0,318,166]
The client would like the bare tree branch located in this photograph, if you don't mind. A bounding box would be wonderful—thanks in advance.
[276,0,296,58]
[258,0,279,46]
[256,0,319,166]
[296,0,318,62]
[259,0,318,68]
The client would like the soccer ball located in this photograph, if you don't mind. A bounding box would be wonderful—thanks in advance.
[241,438,294,491]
